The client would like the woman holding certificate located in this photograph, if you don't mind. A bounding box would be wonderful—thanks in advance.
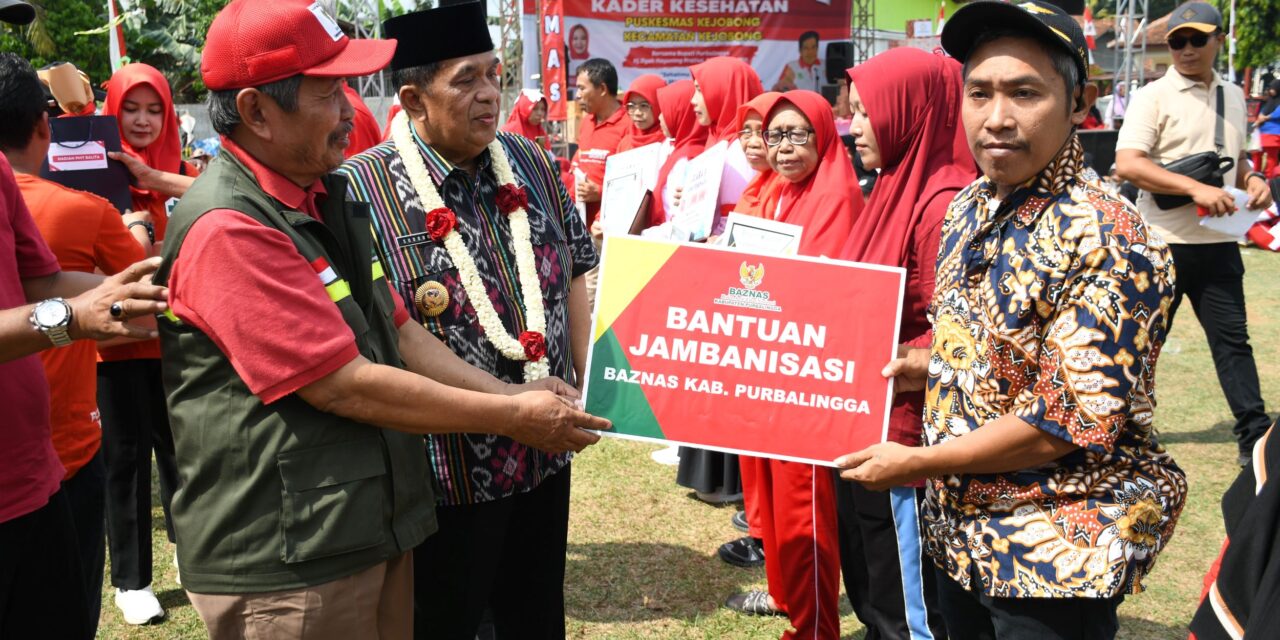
[833,47,976,639]
[97,62,196,626]
[723,90,861,637]
[616,74,667,153]
[649,80,708,227]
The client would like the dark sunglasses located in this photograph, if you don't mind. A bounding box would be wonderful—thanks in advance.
[1167,32,1212,50]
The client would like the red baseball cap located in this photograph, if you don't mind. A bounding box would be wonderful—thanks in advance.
[201,0,397,91]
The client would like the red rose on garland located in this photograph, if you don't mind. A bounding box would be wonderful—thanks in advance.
[495,184,529,216]
[518,331,546,362]
[425,207,457,242]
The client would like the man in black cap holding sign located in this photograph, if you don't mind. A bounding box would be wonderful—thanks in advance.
[835,2,1187,637]
[338,3,600,638]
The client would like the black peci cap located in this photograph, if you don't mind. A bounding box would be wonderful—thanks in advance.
[383,1,495,73]
[941,0,1089,85]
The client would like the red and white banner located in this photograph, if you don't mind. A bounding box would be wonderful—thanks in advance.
[523,0,851,90]
[538,0,569,120]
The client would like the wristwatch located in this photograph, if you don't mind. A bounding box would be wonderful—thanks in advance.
[1248,171,1268,185]
[30,298,73,347]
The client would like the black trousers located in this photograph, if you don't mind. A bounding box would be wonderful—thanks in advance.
[413,464,572,640]
[63,449,106,636]
[934,567,1122,640]
[1167,243,1271,455]
[835,477,948,640]
[98,359,179,590]
[0,490,92,639]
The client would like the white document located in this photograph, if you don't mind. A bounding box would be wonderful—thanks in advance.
[1199,187,1269,239]
[47,140,108,172]
[720,213,804,255]
[672,141,727,242]
[600,142,666,235]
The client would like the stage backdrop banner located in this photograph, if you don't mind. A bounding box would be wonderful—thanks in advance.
[539,0,569,120]
[582,236,904,465]
[524,0,851,89]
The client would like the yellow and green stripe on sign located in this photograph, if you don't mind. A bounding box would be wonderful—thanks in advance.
[592,236,679,342]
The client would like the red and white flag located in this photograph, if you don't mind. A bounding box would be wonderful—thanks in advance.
[107,0,126,72]
[1083,5,1097,64]
[936,1,946,32]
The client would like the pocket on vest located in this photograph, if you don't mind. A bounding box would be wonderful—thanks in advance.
[277,440,387,563]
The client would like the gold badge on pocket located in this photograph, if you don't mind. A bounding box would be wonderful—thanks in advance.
[415,281,450,318]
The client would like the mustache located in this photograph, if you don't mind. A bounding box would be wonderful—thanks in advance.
[328,121,355,142]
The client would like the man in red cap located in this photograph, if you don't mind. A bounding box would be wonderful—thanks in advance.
[159,2,606,637]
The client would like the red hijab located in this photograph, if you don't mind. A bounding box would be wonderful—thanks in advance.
[733,92,785,218]
[502,89,550,149]
[650,80,709,226]
[839,48,976,267]
[689,57,763,143]
[769,91,862,257]
[103,63,182,181]
[617,74,667,152]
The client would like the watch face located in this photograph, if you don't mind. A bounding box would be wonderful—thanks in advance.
[34,300,68,326]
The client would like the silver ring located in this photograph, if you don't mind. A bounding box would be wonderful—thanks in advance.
[109,302,124,318]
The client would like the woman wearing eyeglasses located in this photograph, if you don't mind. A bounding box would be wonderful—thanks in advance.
[616,74,667,153]
[833,47,976,640]
[722,90,861,637]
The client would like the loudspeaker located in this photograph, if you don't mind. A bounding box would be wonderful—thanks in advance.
[1041,0,1084,15]
[825,42,853,84]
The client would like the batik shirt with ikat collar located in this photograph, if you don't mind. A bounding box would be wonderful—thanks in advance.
[920,136,1187,598]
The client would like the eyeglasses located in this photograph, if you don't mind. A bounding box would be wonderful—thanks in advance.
[625,102,652,113]
[764,128,815,147]
[1167,32,1212,50]
[738,126,763,142]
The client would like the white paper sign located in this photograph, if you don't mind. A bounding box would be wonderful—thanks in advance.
[720,212,804,255]
[47,141,109,172]
[673,141,727,242]
[1199,186,1269,239]
[600,142,667,235]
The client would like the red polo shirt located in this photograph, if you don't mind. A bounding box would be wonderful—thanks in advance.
[0,154,65,524]
[167,139,408,405]
[571,105,631,224]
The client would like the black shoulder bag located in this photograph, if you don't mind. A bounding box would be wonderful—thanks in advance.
[1150,85,1235,210]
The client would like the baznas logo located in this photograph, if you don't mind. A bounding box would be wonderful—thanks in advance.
[739,261,765,290]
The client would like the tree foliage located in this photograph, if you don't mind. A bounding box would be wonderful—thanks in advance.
[122,0,226,101]
[0,0,111,84]
[1224,0,1280,71]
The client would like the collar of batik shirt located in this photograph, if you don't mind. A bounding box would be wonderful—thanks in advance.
[407,122,496,188]
[970,134,1086,231]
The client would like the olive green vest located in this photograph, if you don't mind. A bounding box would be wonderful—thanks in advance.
[154,151,436,594]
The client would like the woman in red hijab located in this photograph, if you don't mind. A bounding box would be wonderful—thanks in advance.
[767,91,861,255]
[502,89,550,149]
[722,90,862,638]
[831,47,976,640]
[98,61,189,626]
[732,92,785,218]
[649,80,708,227]
[689,57,764,222]
[103,63,198,248]
[616,74,666,153]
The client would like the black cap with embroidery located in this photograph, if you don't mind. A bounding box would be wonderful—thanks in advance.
[0,0,34,25]
[383,1,495,73]
[1167,1,1223,35]
[941,0,1089,86]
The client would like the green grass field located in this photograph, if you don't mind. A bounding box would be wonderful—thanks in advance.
[96,247,1280,639]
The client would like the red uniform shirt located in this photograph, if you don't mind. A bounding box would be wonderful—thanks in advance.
[0,155,65,523]
[571,105,630,224]
[167,140,409,405]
